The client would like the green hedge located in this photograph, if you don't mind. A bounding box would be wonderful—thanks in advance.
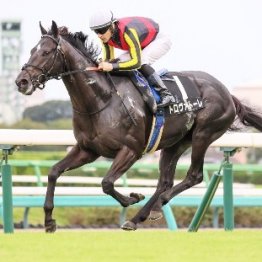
[7,206,262,229]
[6,151,262,184]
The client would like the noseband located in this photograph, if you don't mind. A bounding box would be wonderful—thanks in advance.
[21,35,67,90]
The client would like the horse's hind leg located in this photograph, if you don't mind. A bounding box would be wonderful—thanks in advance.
[149,140,192,220]
[150,127,230,218]
[155,91,236,208]
[44,144,99,233]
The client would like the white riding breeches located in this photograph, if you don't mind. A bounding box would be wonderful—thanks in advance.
[118,32,172,65]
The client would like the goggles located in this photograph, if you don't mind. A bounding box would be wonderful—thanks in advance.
[94,25,111,35]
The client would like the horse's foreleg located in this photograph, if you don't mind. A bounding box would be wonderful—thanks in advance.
[123,163,205,231]
[122,140,191,230]
[44,145,98,233]
[101,146,142,207]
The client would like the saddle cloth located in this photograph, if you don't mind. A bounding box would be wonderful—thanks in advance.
[131,69,205,116]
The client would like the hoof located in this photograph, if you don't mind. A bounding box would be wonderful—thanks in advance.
[45,219,57,233]
[130,192,145,203]
[148,210,163,221]
[121,220,137,231]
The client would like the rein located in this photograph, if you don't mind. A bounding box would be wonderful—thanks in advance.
[52,66,100,79]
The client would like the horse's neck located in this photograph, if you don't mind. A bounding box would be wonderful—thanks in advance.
[62,42,112,114]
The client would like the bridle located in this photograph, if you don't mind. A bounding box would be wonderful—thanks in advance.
[22,35,65,90]
[22,34,99,90]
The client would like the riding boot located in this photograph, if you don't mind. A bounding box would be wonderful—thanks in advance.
[147,72,176,108]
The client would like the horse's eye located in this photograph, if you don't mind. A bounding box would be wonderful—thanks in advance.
[43,51,49,56]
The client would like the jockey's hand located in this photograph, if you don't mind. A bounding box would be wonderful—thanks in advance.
[98,62,113,72]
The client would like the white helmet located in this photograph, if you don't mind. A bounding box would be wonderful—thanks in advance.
[89,10,116,30]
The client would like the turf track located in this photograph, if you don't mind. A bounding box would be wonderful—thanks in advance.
[0,230,261,261]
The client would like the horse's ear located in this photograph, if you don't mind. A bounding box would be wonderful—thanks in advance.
[51,20,59,38]
[39,21,47,35]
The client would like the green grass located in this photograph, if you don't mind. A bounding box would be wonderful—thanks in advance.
[0,230,261,262]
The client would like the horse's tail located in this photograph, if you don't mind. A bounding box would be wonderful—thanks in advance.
[232,95,262,131]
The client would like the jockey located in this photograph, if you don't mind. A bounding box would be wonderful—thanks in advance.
[89,9,176,108]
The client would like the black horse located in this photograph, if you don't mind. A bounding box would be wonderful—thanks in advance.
[15,21,262,232]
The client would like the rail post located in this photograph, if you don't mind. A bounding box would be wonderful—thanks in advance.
[0,145,16,233]
[188,147,238,232]
[188,170,222,232]
[222,147,237,230]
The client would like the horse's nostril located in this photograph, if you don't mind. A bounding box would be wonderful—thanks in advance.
[16,78,29,93]
[21,79,28,86]
[16,78,28,88]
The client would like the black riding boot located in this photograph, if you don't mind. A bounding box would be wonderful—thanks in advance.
[139,64,175,108]
[147,72,176,108]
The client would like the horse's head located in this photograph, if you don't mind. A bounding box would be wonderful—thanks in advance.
[15,21,65,95]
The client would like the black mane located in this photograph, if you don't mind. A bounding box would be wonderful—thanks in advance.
[56,29,101,64]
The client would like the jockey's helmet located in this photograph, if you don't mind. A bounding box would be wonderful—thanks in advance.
[89,10,116,31]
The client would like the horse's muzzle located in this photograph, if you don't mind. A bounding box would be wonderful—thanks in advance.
[15,74,35,95]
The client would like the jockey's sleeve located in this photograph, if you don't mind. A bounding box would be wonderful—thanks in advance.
[102,43,115,61]
[111,28,142,71]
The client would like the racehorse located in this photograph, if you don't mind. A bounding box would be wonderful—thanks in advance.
[15,21,262,232]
